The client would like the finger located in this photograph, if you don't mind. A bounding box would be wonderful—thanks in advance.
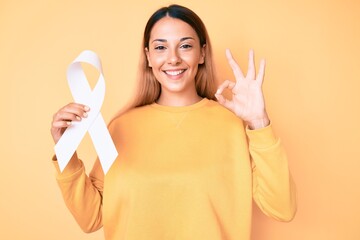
[62,107,88,118]
[215,93,234,110]
[216,80,236,95]
[65,103,90,113]
[256,59,266,85]
[215,80,235,110]
[247,49,256,80]
[54,111,83,122]
[53,104,89,121]
[226,49,245,80]
[52,120,72,128]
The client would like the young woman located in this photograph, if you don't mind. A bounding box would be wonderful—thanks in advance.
[51,4,296,240]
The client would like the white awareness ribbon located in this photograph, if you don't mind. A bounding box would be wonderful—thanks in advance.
[54,50,118,174]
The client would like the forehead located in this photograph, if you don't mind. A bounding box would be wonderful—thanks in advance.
[150,16,199,41]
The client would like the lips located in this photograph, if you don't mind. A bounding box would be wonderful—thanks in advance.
[164,69,186,76]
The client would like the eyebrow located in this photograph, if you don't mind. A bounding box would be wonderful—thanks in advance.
[151,37,195,43]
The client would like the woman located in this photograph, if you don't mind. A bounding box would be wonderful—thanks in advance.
[51,4,296,240]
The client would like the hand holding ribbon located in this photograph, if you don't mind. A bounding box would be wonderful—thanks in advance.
[53,50,118,174]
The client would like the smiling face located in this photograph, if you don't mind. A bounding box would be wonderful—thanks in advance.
[145,16,205,103]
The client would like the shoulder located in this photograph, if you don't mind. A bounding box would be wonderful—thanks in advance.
[204,99,230,113]
[108,105,152,131]
[196,99,245,131]
[205,100,243,121]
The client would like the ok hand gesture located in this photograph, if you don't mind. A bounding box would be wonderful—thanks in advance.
[215,49,270,129]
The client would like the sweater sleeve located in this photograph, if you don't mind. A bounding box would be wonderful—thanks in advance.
[52,152,104,233]
[246,123,297,222]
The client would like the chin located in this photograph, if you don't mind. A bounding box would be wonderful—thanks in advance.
[163,86,186,94]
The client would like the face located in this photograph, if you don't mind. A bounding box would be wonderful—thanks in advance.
[145,17,205,99]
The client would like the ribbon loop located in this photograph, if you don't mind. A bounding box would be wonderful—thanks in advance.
[54,50,118,174]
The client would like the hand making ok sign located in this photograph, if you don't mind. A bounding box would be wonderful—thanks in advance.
[215,49,270,129]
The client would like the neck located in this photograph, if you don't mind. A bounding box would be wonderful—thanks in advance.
[156,91,203,107]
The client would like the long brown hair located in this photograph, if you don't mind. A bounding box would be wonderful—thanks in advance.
[111,4,217,121]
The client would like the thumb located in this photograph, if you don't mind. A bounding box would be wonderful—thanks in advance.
[215,93,234,111]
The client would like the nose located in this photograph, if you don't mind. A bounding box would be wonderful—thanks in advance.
[167,49,181,65]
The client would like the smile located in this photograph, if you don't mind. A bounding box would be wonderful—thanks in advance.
[164,69,186,76]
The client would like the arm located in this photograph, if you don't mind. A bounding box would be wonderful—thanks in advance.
[53,153,104,233]
[215,49,297,221]
[247,124,297,221]
[51,103,104,232]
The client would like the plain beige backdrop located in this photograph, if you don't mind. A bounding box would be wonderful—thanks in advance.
[1,0,360,239]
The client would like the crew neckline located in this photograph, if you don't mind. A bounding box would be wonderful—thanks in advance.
[150,98,209,112]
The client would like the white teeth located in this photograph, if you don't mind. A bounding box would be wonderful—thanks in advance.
[165,70,185,76]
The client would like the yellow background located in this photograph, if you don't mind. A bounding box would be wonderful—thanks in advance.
[1,0,359,239]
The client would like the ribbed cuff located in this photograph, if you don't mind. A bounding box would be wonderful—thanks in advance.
[52,152,83,178]
[246,122,278,149]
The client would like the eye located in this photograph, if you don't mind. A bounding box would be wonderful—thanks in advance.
[154,45,166,50]
[180,44,192,49]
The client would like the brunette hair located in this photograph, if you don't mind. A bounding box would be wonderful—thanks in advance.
[112,4,217,121]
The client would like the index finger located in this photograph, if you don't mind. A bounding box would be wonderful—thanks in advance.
[64,102,90,112]
[226,49,245,80]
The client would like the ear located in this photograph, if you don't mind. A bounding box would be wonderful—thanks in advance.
[145,47,152,67]
[199,44,206,64]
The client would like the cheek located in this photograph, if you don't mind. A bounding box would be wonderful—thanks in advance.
[149,54,166,68]
[182,52,202,65]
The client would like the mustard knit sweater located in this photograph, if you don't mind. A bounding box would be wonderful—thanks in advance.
[53,98,296,240]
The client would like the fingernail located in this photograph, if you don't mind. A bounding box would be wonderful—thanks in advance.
[76,116,81,121]
[83,113,88,117]
[84,106,90,111]
[67,121,71,125]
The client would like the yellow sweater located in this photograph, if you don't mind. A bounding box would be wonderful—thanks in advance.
[53,98,296,240]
